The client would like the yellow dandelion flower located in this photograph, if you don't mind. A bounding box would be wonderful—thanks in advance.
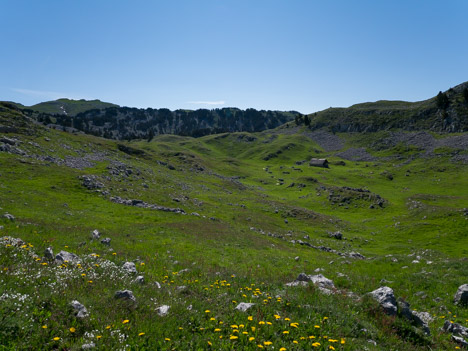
[257,345,264,349]
[230,335,238,340]
[329,346,335,350]
[283,330,289,334]
[248,316,253,321]
[122,320,129,324]
[210,317,216,321]
[314,325,320,328]
[251,326,256,332]
[249,337,255,341]
[106,325,111,329]
[214,328,221,332]
[274,314,281,319]
[231,325,238,329]
[97,335,102,339]
[205,310,211,313]
[284,317,291,321]
[112,252,117,255]
[259,321,265,325]
[266,322,272,325]
[138,332,145,336]
[69,327,76,333]
[208,341,212,346]
[280,348,287,351]
[264,341,272,345]
[293,340,298,344]
[341,338,345,344]
[53,337,60,341]
[140,262,145,266]
[165,338,170,341]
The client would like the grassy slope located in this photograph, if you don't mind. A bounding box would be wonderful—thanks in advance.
[0,107,467,350]
[26,99,118,116]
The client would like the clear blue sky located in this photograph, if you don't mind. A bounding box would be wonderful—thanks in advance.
[1,0,467,114]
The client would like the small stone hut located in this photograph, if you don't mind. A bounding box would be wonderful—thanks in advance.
[309,158,329,168]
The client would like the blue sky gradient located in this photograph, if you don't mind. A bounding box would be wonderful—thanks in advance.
[1,0,467,113]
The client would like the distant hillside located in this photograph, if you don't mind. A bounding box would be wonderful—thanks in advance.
[23,106,299,139]
[24,98,118,116]
[306,81,468,133]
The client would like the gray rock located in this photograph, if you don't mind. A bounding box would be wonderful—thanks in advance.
[82,342,96,350]
[329,231,343,240]
[114,290,136,302]
[44,247,54,260]
[443,320,468,337]
[122,261,137,274]
[286,273,335,294]
[454,284,468,306]
[285,280,308,287]
[398,299,431,335]
[369,286,397,316]
[100,238,111,246]
[134,275,145,284]
[235,302,255,312]
[452,335,468,347]
[56,250,80,264]
[178,268,190,274]
[156,305,170,316]
[91,229,100,239]
[294,256,300,261]
[154,281,162,289]
[70,300,89,318]
[0,137,18,145]
[3,213,15,221]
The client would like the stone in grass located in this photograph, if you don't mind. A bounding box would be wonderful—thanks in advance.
[443,320,468,338]
[91,229,100,240]
[56,250,80,264]
[114,290,136,302]
[44,247,54,260]
[81,342,96,349]
[100,238,111,246]
[452,335,468,348]
[454,284,468,306]
[3,213,15,221]
[70,300,89,318]
[369,286,397,316]
[134,276,145,284]
[156,305,170,316]
[235,302,255,312]
[123,261,137,274]
[397,299,431,335]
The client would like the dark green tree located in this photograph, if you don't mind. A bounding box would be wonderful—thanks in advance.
[436,91,449,109]
[304,115,311,126]
[147,128,154,142]
[462,87,468,103]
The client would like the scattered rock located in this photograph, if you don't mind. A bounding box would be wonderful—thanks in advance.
[56,250,80,264]
[454,284,468,306]
[398,299,431,334]
[109,196,185,214]
[294,256,300,261]
[369,286,397,316]
[44,247,54,260]
[3,213,15,221]
[91,229,100,239]
[156,305,170,316]
[123,262,137,274]
[134,276,145,284]
[154,281,162,289]
[114,290,136,302]
[328,231,343,240]
[235,302,255,312]
[286,273,335,294]
[70,300,89,318]
[443,320,468,337]
[81,342,96,349]
[452,335,468,348]
[100,238,111,246]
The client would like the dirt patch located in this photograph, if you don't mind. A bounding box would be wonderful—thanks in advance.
[336,148,376,162]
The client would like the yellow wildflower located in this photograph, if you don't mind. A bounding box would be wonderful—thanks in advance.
[69,327,76,333]
[122,320,129,324]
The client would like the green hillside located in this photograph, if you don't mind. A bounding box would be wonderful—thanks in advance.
[25,98,118,116]
[307,81,468,133]
[0,102,467,350]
